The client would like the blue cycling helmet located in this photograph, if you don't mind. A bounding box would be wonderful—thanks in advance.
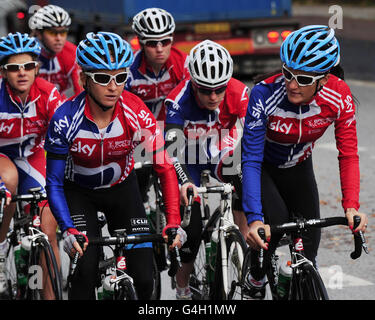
[280,25,340,73]
[0,32,41,63]
[76,32,133,70]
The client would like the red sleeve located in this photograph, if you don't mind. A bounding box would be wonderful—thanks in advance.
[136,101,181,226]
[47,87,63,121]
[70,63,83,95]
[334,81,360,211]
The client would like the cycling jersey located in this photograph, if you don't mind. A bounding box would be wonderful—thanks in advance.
[0,77,61,159]
[38,41,82,99]
[0,77,62,196]
[165,78,249,183]
[242,73,360,224]
[125,47,189,121]
[44,90,180,232]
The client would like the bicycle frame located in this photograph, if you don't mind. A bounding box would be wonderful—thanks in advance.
[196,183,245,298]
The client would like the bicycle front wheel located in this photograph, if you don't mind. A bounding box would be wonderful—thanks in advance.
[150,255,161,300]
[212,228,247,300]
[189,239,211,300]
[27,237,62,300]
[291,262,329,300]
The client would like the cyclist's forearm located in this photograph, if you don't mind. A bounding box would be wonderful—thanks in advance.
[164,123,192,185]
[152,149,181,226]
[46,155,75,232]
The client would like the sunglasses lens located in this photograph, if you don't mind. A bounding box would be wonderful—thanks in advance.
[115,73,128,84]
[296,75,313,85]
[93,74,111,85]
[45,29,68,36]
[215,86,227,94]
[24,62,37,71]
[5,64,20,72]
[282,67,293,81]
[144,38,172,47]
[161,39,172,46]
[198,86,227,95]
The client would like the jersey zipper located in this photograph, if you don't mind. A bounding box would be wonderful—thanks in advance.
[100,137,104,185]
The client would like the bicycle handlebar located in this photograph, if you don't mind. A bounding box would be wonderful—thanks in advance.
[11,187,47,203]
[70,232,181,279]
[88,233,164,246]
[258,216,368,261]
[196,184,234,195]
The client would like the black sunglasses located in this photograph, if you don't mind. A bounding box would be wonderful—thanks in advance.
[197,85,227,96]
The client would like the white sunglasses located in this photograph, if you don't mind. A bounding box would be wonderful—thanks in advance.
[139,37,173,48]
[85,71,128,86]
[282,64,326,86]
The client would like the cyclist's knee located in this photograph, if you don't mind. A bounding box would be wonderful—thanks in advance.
[0,159,18,193]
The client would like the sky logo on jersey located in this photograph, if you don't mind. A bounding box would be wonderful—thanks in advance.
[269,120,293,134]
[0,122,14,135]
[71,141,96,156]
[53,116,69,134]
[138,110,155,129]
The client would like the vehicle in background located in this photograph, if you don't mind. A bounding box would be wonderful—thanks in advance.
[0,0,28,37]
[24,0,299,77]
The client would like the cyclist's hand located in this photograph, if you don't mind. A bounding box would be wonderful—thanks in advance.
[0,183,11,207]
[346,208,368,233]
[180,182,197,206]
[162,224,187,249]
[247,220,270,250]
[63,228,88,258]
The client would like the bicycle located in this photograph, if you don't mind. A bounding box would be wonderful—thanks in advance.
[241,215,369,300]
[2,187,62,300]
[134,161,169,299]
[69,228,181,300]
[184,173,247,300]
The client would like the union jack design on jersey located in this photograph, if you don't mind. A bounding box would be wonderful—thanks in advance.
[242,73,360,223]
[125,47,189,121]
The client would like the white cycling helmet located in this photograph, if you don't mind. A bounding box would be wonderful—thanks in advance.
[29,5,71,30]
[132,8,175,39]
[189,40,233,88]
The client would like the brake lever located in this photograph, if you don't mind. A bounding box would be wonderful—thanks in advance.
[257,228,266,268]
[181,187,194,228]
[350,215,369,259]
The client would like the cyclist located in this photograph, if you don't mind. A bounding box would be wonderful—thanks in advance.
[164,40,249,299]
[44,31,185,300]
[242,25,368,298]
[126,7,190,213]
[29,4,82,99]
[0,32,63,299]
